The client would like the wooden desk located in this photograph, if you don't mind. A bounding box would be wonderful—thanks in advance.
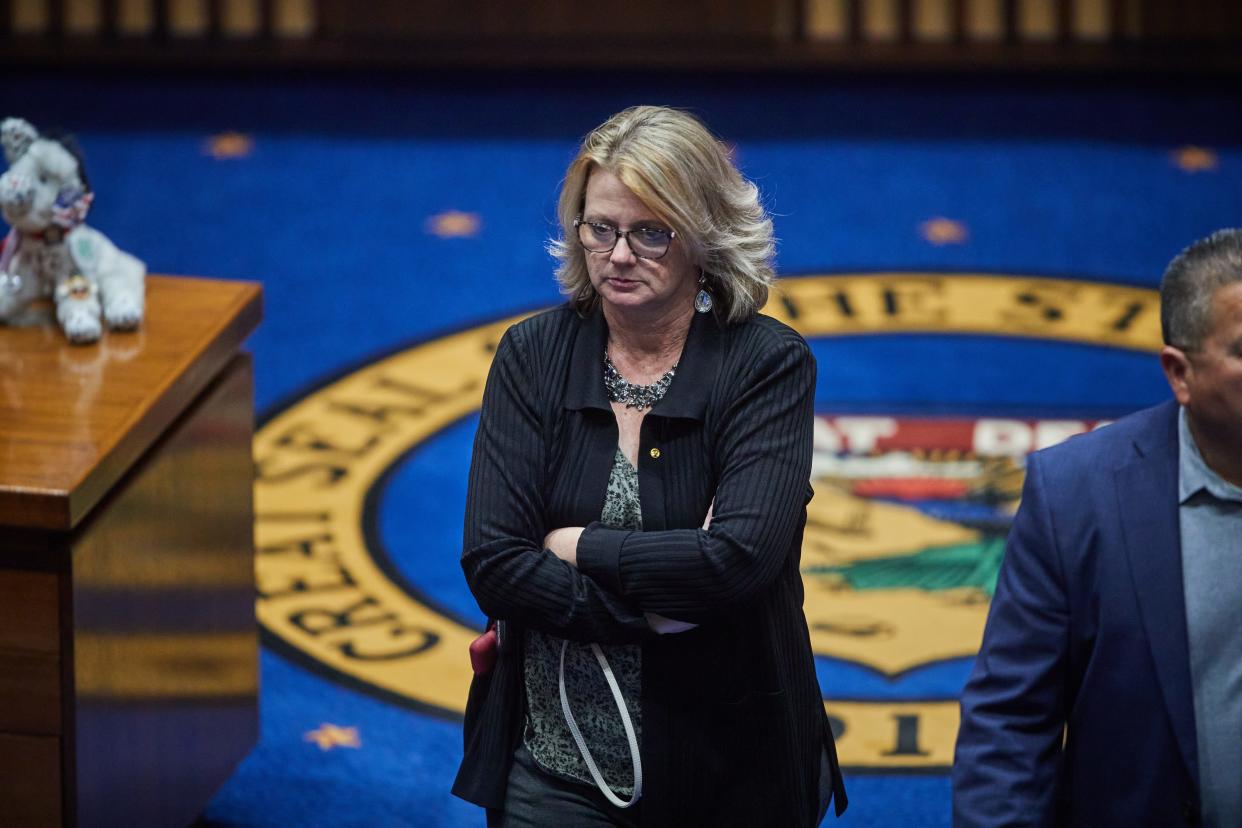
[0,275,262,827]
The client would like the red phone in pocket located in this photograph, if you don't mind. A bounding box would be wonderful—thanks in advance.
[469,620,499,675]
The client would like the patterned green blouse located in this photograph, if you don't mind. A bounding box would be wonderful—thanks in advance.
[522,446,643,795]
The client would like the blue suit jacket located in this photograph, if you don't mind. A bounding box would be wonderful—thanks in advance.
[953,400,1203,827]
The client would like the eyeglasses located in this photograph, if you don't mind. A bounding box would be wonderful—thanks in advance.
[574,217,676,260]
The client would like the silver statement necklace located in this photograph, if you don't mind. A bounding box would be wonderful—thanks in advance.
[603,351,676,410]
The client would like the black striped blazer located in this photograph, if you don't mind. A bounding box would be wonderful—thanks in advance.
[453,303,847,826]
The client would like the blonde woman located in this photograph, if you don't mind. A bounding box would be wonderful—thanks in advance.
[454,106,846,827]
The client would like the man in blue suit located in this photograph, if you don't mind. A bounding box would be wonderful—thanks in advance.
[954,229,1242,827]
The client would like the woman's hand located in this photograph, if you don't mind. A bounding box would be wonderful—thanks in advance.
[543,499,710,625]
[543,527,585,567]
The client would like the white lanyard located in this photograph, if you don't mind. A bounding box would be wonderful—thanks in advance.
[557,640,643,808]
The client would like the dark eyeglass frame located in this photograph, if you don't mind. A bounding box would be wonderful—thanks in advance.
[573,217,677,260]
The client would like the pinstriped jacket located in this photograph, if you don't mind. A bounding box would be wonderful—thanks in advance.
[452,303,846,826]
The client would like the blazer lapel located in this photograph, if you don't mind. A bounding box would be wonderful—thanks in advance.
[564,306,611,413]
[1115,401,1199,789]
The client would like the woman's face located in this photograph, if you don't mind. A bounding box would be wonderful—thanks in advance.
[581,169,698,320]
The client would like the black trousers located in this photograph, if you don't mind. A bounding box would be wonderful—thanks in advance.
[486,743,835,826]
[486,743,642,828]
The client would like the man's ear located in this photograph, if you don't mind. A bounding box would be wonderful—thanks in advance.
[1160,345,1193,406]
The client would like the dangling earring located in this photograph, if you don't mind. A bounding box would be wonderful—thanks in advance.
[694,272,714,314]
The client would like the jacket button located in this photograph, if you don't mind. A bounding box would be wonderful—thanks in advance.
[649,448,661,459]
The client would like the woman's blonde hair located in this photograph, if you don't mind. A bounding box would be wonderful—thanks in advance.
[551,106,775,324]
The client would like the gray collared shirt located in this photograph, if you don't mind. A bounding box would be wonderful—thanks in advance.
[1178,407,1242,828]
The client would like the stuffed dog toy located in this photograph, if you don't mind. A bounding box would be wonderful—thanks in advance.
[0,117,145,344]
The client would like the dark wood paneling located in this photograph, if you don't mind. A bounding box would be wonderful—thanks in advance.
[0,732,62,825]
[153,0,171,39]
[48,0,65,35]
[317,0,784,41]
[897,0,913,43]
[1143,0,1242,41]
[0,650,61,735]
[1056,0,1073,44]
[260,0,277,38]
[1110,0,1130,42]
[207,0,223,38]
[0,569,59,652]
[3,0,1242,72]
[99,0,117,38]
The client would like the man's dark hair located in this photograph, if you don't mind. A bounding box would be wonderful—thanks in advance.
[1160,228,1242,350]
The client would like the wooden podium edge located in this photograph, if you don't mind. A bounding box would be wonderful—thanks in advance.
[0,276,262,532]
[69,276,263,531]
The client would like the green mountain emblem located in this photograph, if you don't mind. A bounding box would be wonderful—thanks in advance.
[806,537,1005,598]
